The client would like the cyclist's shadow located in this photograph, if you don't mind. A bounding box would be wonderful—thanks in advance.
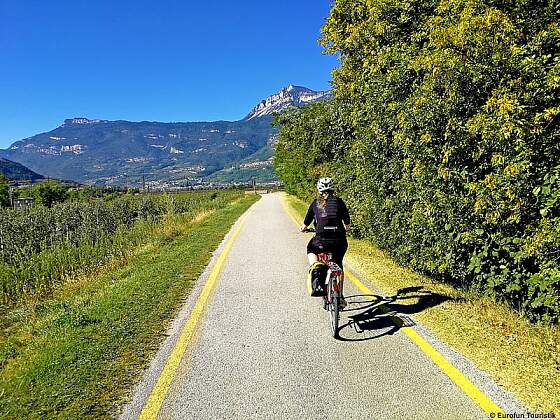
[337,286,452,342]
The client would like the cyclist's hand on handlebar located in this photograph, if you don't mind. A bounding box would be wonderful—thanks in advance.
[300,226,316,233]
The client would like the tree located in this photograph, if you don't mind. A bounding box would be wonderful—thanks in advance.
[0,175,9,207]
[32,181,68,208]
[273,100,354,199]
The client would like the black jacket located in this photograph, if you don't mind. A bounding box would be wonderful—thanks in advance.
[304,196,350,242]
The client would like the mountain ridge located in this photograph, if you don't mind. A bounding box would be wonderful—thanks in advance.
[0,157,44,182]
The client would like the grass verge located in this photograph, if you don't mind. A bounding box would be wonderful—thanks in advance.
[0,194,259,419]
[285,193,560,413]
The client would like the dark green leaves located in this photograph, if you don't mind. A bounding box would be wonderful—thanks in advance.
[276,0,560,322]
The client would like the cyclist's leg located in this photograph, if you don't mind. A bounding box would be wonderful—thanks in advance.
[330,239,347,270]
[306,237,319,265]
[331,239,348,294]
[308,238,332,296]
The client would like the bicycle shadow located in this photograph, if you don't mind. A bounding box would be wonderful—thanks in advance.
[337,286,453,342]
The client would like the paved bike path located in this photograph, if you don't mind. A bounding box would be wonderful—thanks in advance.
[123,193,488,419]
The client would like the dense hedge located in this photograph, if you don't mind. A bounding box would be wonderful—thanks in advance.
[274,0,560,322]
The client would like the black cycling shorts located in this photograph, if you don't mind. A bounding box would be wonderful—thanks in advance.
[307,236,348,269]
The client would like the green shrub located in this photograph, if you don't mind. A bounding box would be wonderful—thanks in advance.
[275,0,560,322]
[273,100,354,199]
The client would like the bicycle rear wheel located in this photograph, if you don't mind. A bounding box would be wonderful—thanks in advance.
[329,297,339,338]
[328,276,339,338]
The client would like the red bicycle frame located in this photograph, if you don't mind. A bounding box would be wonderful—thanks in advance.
[318,252,343,293]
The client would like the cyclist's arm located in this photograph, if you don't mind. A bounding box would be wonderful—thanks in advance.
[300,202,315,232]
[340,198,351,235]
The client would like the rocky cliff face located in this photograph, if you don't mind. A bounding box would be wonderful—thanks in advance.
[244,85,331,120]
[63,117,107,126]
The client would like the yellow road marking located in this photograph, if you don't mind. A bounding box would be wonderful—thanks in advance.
[139,213,249,420]
[282,195,503,416]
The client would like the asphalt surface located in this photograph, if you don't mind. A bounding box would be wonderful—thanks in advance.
[122,193,495,419]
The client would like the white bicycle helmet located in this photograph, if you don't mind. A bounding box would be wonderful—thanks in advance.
[316,177,334,193]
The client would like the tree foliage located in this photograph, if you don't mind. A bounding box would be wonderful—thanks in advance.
[0,175,9,208]
[275,0,560,322]
[31,181,68,208]
[273,100,354,199]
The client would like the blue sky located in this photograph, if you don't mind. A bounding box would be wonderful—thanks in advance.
[0,1,338,148]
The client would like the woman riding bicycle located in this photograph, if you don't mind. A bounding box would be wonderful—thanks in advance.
[299,177,351,307]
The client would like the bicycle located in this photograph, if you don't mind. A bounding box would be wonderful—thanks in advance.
[302,228,344,339]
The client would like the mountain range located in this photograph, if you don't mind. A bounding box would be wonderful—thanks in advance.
[0,85,330,188]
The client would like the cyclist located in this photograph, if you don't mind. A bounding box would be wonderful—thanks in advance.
[299,177,351,307]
